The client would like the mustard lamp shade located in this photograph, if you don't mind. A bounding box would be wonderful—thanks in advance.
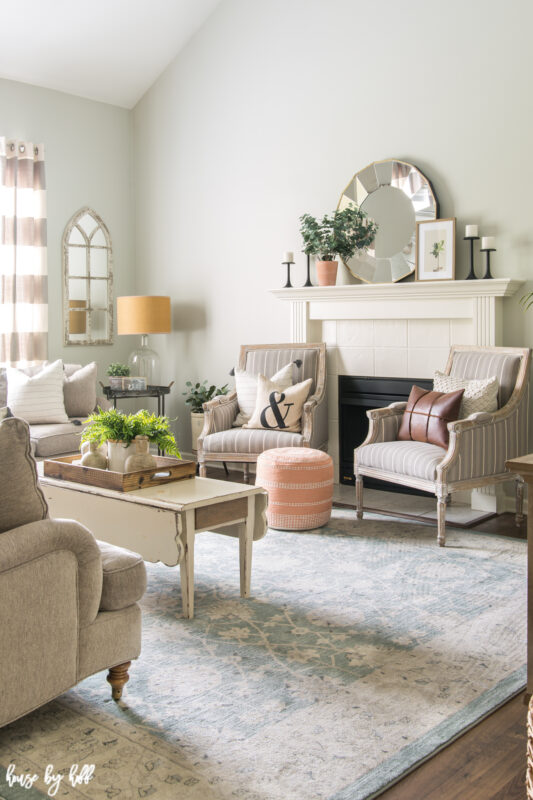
[117,296,171,335]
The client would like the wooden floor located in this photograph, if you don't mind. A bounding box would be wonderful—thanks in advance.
[205,466,529,800]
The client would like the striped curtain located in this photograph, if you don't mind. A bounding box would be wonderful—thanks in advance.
[0,138,47,366]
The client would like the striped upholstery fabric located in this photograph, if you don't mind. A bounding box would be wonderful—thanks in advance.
[356,440,446,482]
[244,349,318,395]
[449,351,521,407]
[202,427,303,455]
[208,396,239,433]
[368,410,404,444]
[256,447,333,530]
[442,387,529,483]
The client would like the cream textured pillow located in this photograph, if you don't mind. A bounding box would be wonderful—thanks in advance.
[433,371,499,418]
[63,362,97,417]
[233,362,294,427]
[244,375,312,433]
[7,359,69,424]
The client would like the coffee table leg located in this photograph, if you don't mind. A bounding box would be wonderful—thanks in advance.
[239,495,255,598]
[180,510,195,618]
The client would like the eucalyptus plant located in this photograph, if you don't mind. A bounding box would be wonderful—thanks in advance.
[107,363,130,377]
[82,407,180,457]
[299,204,378,262]
[182,380,229,414]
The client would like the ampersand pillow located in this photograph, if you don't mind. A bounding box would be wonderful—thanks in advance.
[243,375,312,433]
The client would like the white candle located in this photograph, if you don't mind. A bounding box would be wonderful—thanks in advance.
[282,251,294,263]
[481,236,496,249]
[465,224,478,238]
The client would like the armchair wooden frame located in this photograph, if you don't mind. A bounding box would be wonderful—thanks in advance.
[197,343,327,483]
[354,345,531,546]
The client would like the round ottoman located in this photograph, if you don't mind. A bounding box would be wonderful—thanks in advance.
[256,447,334,530]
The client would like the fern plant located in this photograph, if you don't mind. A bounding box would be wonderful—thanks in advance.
[81,408,180,457]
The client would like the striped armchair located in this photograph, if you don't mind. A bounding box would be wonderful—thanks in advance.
[197,343,327,482]
[354,345,531,546]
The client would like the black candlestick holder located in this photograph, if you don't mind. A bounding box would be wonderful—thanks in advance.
[303,253,313,287]
[464,236,480,280]
[282,260,294,288]
[480,247,496,279]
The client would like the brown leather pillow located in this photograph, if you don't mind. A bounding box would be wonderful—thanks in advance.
[397,385,464,449]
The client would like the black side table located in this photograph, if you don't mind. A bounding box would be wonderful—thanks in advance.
[100,382,174,416]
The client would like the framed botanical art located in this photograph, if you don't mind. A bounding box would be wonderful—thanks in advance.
[416,218,456,281]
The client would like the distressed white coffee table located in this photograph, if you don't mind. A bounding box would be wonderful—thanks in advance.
[38,468,268,619]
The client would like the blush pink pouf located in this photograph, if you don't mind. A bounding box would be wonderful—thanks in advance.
[255,447,334,530]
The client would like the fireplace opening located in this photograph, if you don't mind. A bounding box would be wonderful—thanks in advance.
[338,374,433,495]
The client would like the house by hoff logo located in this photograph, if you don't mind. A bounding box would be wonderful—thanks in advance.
[5,762,95,796]
[260,391,294,429]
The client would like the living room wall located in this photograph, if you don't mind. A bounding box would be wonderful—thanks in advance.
[0,77,134,381]
[134,0,533,452]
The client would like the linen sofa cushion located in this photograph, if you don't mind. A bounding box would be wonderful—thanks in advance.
[244,375,312,433]
[397,385,464,448]
[63,362,97,418]
[433,371,498,418]
[97,540,147,611]
[7,359,68,424]
[449,350,521,407]
[0,416,48,533]
[202,427,304,455]
[30,421,89,457]
[233,362,293,427]
[356,440,446,482]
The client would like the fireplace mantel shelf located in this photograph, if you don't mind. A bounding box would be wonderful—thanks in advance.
[271,278,522,303]
[271,278,523,346]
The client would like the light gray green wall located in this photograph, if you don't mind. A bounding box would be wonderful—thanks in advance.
[0,77,135,383]
[132,0,533,451]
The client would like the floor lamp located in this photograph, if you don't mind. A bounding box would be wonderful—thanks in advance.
[117,296,171,385]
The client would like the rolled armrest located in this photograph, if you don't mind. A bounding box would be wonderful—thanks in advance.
[447,412,493,433]
[356,402,406,450]
[199,391,239,438]
[367,402,406,421]
[0,518,102,627]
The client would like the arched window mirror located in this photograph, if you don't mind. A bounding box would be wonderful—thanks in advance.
[63,207,113,345]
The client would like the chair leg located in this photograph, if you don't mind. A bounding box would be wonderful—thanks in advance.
[198,462,207,477]
[355,474,363,520]
[107,661,131,701]
[516,476,525,527]
[243,463,250,484]
[436,492,447,547]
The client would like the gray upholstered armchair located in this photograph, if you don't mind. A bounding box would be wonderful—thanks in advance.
[354,345,531,546]
[0,416,147,729]
[198,343,327,482]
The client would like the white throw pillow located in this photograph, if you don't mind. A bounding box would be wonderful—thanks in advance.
[7,359,69,423]
[233,362,294,427]
[244,375,312,433]
[63,362,97,418]
[433,371,499,418]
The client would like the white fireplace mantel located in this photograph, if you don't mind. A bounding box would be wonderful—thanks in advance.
[271,278,523,345]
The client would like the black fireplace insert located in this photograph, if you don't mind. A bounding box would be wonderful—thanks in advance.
[338,374,433,493]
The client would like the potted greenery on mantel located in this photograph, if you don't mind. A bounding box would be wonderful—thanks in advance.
[299,204,378,286]
[183,380,229,451]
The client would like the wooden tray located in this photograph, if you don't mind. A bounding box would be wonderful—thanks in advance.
[43,454,196,492]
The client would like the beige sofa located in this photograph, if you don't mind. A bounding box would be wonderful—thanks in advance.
[0,415,147,728]
[0,362,110,458]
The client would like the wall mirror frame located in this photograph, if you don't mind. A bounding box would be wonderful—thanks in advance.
[338,159,438,284]
[62,207,114,345]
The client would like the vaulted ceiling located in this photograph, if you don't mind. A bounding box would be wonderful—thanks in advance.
[0,0,222,108]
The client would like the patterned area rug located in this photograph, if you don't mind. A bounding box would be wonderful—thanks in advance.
[0,510,526,800]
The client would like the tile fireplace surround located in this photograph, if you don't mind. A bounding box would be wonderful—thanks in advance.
[272,278,523,512]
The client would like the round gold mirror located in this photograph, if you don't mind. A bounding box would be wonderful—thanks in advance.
[338,159,438,283]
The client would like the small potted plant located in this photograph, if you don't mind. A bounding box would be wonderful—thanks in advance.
[107,363,131,390]
[299,204,378,286]
[183,380,229,451]
[82,407,180,472]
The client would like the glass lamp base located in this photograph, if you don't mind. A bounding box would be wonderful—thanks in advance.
[128,335,160,384]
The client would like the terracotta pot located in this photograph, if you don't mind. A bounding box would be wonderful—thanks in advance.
[316,260,338,286]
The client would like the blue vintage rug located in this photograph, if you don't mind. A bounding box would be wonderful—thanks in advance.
[0,510,526,800]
